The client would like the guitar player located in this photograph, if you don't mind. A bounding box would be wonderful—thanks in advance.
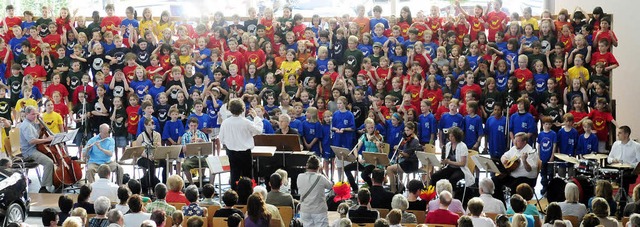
[491,132,540,202]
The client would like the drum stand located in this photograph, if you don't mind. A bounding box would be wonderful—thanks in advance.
[615,170,630,202]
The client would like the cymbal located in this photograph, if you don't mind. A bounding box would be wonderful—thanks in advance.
[609,163,633,169]
[583,153,608,160]
[554,153,579,164]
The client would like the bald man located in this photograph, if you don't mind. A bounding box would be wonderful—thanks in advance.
[83,124,124,184]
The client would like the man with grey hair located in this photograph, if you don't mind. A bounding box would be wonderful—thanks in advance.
[492,132,539,202]
[84,123,123,184]
[94,196,112,217]
[89,164,119,203]
[146,183,177,216]
[425,191,460,225]
[630,213,640,227]
[107,209,124,227]
[19,105,55,193]
[477,178,506,214]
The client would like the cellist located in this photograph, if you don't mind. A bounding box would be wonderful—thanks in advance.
[18,105,55,193]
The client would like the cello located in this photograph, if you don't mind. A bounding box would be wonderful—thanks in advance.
[36,116,83,188]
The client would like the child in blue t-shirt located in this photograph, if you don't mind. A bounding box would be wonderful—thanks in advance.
[148,75,165,104]
[302,107,322,156]
[439,99,464,149]
[137,101,161,136]
[320,110,334,180]
[418,100,437,144]
[537,116,557,194]
[509,98,537,145]
[556,113,578,178]
[187,100,212,133]
[331,96,355,149]
[162,108,186,145]
[205,89,224,155]
[463,101,484,150]
[577,119,599,155]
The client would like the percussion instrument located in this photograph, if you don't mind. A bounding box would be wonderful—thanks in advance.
[576,159,598,176]
[596,168,620,182]
[583,153,608,160]
[553,153,579,165]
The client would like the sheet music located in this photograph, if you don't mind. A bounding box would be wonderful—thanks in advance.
[207,156,230,174]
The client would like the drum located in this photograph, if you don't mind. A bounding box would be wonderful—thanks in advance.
[597,168,620,182]
[576,159,598,176]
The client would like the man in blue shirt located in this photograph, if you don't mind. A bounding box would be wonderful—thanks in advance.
[83,123,123,185]
[19,105,55,193]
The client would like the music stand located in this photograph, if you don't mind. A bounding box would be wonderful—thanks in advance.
[362,152,390,167]
[471,155,506,175]
[206,155,230,204]
[331,146,356,182]
[254,135,302,152]
[184,142,214,188]
[120,146,145,179]
[51,129,79,145]
[153,145,182,175]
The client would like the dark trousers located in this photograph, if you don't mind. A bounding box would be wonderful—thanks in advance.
[137,157,167,192]
[429,166,464,187]
[228,149,252,190]
[540,162,554,192]
[344,163,375,191]
[491,175,537,202]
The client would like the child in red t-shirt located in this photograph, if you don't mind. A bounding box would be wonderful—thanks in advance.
[23,53,47,91]
[510,54,533,91]
[100,4,122,34]
[44,74,69,101]
[126,94,141,138]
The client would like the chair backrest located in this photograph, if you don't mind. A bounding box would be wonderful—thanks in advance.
[165,216,173,227]
[206,205,220,227]
[212,217,228,226]
[426,224,456,227]
[168,202,187,211]
[377,208,390,219]
[467,150,478,173]
[562,215,579,227]
[8,128,21,157]
[424,144,436,153]
[277,206,294,226]
[406,210,426,224]
[235,205,247,213]
[623,217,630,227]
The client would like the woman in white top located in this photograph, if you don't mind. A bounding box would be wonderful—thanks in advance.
[543,202,573,227]
[428,126,475,187]
[558,183,587,222]
[467,197,496,227]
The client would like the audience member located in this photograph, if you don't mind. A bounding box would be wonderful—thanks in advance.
[467,197,495,226]
[253,186,286,227]
[509,194,535,227]
[73,185,95,214]
[214,189,244,218]
[592,197,619,227]
[348,188,380,223]
[558,183,587,221]
[266,173,295,208]
[391,194,416,223]
[200,183,222,206]
[297,155,332,226]
[245,193,272,227]
[89,164,119,203]
[237,176,254,205]
[146,183,177,216]
[107,209,124,227]
[114,186,130,214]
[406,179,427,211]
[166,175,189,204]
[88,196,111,227]
[478,178,507,214]
[543,202,572,227]
[42,208,59,227]
[58,195,74,225]
[183,185,206,217]
[150,210,166,227]
[458,215,474,227]
[369,169,394,209]
[386,209,402,227]
[425,191,460,225]
[123,194,151,227]
[427,179,464,213]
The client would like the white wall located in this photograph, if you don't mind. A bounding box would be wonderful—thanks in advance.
[554,0,640,136]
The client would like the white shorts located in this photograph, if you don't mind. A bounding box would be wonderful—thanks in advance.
[210,127,220,138]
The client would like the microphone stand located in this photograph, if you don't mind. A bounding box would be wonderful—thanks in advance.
[390,136,405,193]
[80,82,88,158]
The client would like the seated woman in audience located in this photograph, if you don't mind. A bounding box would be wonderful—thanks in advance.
[509,195,535,227]
[624,184,640,217]
[214,190,244,218]
[558,183,587,221]
[115,186,130,214]
[88,196,111,227]
[331,203,350,227]
[591,197,619,227]
[386,122,421,193]
[391,194,417,223]
[58,195,74,225]
[496,214,510,227]
[245,193,272,227]
[427,179,464,213]
[70,208,87,226]
[407,180,427,211]
[62,217,83,227]
[228,213,243,227]
[467,198,495,227]
[171,212,184,227]
[166,174,190,204]
[507,183,540,216]
[73,185,95,214]
[588,180,617,216]
[183,185,206,217]
[237,176,254,205]
[386,209,403,227]
[543,202,573,227]
[580,213,601,227]
[123,195,151,227]
[512,213,528,227]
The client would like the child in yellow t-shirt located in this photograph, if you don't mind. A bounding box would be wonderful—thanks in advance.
[14,86,38,122]
[42,100,64,133]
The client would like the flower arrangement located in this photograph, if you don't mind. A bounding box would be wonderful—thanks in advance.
[420,185,436,201]
[333,181,351,202]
